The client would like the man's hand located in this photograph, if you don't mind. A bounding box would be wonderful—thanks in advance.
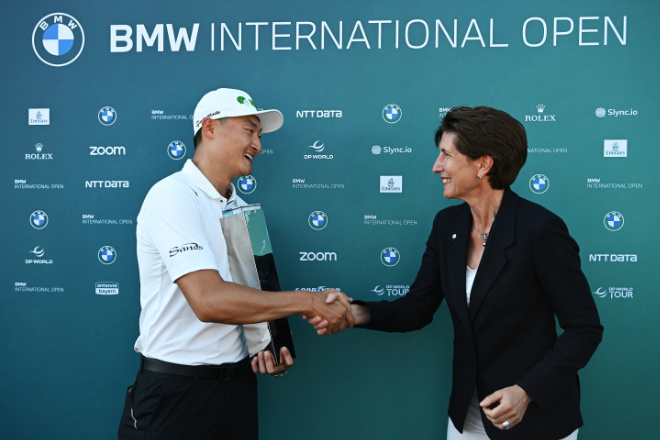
[304,289,354,335]
[251,346,294,377]
[307,293,371,335]
[480,385,532,430]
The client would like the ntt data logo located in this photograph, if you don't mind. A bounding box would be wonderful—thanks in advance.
[167,141,186,160]
[32,13,85,67]
[98,246,117,265]
[308,211,328,230]
[237,175,257,194]
[529,174,549,194]
[382,104,402,124]
[604,211,625,231]
[98,107,117,126]
[30,210,49,229]
[381,247,400,267]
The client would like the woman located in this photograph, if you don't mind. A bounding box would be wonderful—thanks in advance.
[339,107,603,439]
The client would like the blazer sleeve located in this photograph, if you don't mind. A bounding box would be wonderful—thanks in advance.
[516,214,604,410]
[359,212,445,332]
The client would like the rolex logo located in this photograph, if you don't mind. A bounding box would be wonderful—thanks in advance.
[536,104,545,114]
[35,143,43,152]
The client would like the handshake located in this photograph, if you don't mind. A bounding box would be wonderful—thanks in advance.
[302,289,367,335]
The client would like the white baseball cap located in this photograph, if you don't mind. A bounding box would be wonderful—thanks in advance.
[192,88,283,135]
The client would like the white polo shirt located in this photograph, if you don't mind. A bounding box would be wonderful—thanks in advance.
[134,159,249,365]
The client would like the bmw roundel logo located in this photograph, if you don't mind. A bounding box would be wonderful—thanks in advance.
[308,211,328,231]
[98,246,117,265]
[529,174,550,194]
[381,247,400,267]
[167,141,187,160]
[237,175,257,194]
[32,13,85,67]
[98,106,117,126]
[604,211,624,231]
[382,104,402,124]
[30,210,49,230]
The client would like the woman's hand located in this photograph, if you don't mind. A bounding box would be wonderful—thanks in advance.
[480,385,532,430]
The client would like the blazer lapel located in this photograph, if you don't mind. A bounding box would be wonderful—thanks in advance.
[445,205,473,330]
[468,189,519,319]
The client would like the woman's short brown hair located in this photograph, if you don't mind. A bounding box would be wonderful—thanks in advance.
[434,106,528,189]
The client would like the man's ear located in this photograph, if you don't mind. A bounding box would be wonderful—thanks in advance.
[201,118,216,140]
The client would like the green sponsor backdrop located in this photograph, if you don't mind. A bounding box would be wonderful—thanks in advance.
[1,1,657,438]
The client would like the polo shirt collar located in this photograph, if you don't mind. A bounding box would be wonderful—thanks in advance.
[181,159,238,208]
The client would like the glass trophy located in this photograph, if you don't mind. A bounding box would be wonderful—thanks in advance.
[220,204,296,364]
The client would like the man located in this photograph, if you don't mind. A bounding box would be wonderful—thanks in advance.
[118,88,353,440]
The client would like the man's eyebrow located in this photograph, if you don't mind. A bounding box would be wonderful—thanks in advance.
[246,117,262,132]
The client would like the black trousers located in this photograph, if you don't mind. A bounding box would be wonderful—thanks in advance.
[118,359,258,440]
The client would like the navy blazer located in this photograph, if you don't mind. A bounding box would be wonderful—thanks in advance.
[362,188,603,440]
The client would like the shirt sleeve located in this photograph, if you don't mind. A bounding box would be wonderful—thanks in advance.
[138,182,220,283]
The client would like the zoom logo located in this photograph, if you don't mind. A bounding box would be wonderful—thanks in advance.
[299,251,337,262]
[90,146,125,155]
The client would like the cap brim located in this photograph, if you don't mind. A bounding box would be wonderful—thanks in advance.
[254,109,283,134]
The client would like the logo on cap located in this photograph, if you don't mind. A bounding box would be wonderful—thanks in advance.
[237,96,257,109]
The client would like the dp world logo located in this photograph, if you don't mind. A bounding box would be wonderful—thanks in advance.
[98,246,117,265]
[308,211,328,230]
[308,141,325,152]
[382,104,402,124]
[30,246,46,258]
[371,285,386,296]
[529,174,549,194]
[604,211,624,231]
[32,13,85,67]
[98,107,117,126]
[167,141,186,160]
[30,210,49,229]
[237,175,257,194]
[381,247,400,267]
[592,287,608,298]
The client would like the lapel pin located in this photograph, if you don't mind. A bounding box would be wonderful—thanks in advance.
[451,234,456,239]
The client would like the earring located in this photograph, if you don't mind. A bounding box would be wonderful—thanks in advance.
[477,175,482,180]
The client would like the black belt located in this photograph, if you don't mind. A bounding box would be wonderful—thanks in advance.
[141,355,250,381]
